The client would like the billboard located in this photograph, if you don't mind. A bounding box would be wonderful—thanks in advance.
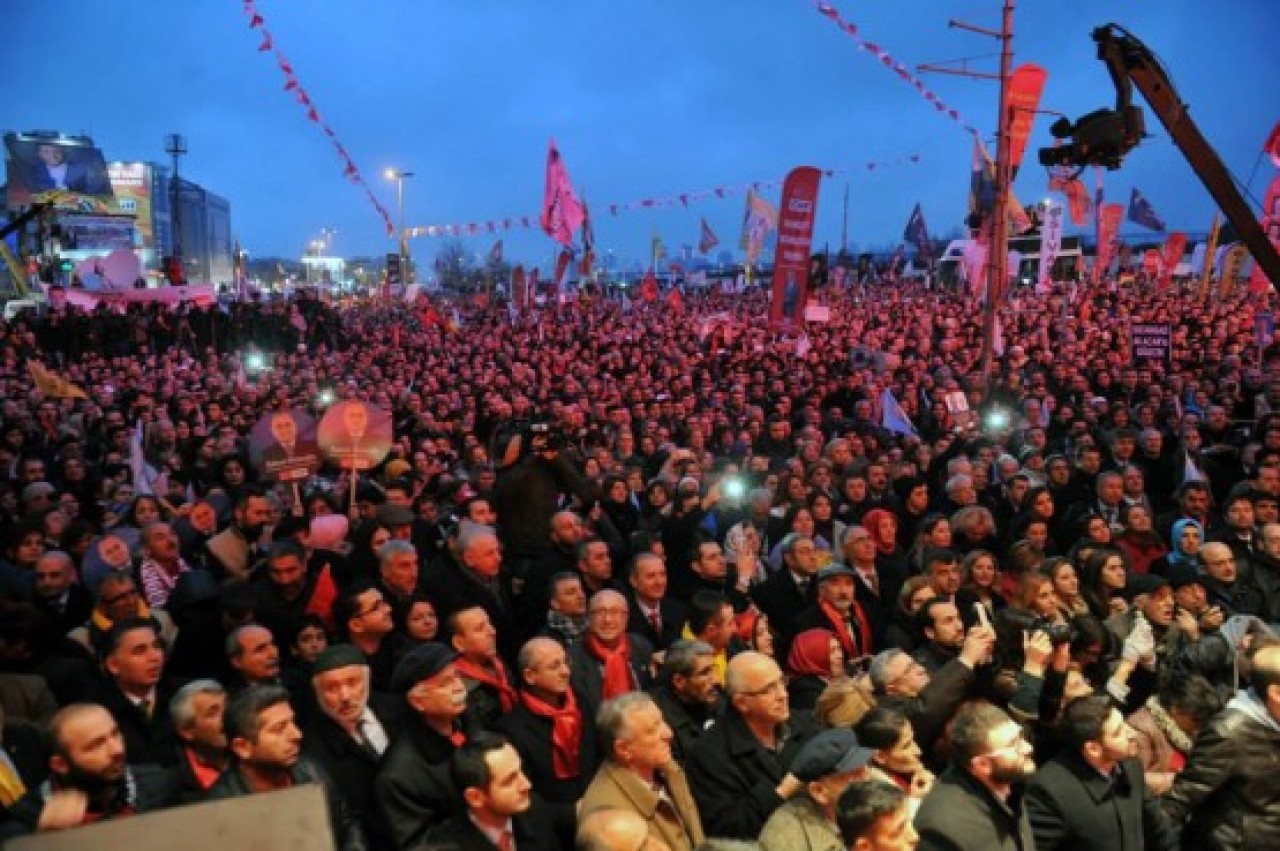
[107,161,155,246]
[5,132,116,210]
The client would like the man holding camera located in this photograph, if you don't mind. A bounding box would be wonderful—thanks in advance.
[493,423,597,602]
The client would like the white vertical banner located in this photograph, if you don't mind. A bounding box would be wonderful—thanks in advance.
[1037,200,1064,293]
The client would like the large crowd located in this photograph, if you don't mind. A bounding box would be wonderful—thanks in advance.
[0,272,1279,851]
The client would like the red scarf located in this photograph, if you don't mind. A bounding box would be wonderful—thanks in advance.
[453,657,518,713]
[584,632,633,700]
[820,599,871,659]
[519,689,582,779]
[305,565,338,633]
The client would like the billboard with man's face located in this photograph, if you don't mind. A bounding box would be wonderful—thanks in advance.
[5,133,116,210]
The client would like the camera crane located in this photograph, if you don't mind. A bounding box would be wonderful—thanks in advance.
[1039,23,1280,289]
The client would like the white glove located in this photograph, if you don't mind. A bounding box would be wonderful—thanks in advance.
[1122,617,1155,664]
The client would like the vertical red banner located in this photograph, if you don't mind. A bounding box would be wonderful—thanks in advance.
[1095,203,1124,281]
[512,264,527,309]
[769,166,822,328]
[1007,64,1048,174]
[1160,232,1187,290]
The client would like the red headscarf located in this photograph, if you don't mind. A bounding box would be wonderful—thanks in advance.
[862,509,899,555]
[787,628,837,679]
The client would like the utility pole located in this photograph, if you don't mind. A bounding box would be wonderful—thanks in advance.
[840,182,849,255]
[165,133,187,281]
[920,1,1015,381]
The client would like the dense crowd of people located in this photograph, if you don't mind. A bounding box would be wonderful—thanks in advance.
[0,272,1279,851]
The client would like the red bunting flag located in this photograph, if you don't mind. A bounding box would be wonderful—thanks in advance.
[699,218,720,254]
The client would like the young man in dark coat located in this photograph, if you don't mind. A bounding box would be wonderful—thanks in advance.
[914,702,1036,851]
[1025,694,1176,851]
[424,731,566,851]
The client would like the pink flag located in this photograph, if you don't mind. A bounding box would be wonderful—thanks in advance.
[540,138,585,246]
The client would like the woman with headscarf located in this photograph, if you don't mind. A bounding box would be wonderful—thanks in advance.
[861,508,909,599]
[785,627,844,710]
[1151,518,1205,577]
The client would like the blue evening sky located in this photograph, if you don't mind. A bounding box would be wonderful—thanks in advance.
[7,0,1278,270]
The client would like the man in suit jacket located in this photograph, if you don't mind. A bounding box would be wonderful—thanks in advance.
[751,533,819,645]
[92,618,178,765]
[32,550,92,637]
[306,645,403,849]
[1026,694,1177,851]
[568,590,653,718]
[579,692,705,851]
[424,732,566,851]
[626,552,687,650]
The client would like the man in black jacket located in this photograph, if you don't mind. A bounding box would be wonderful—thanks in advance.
[209,684,365,851]
[647,639,720,762]
[1163,645,1280,850]
[495,638,597,807]
[1026,694,1176,851]
[424,732,566,851]
[751,533,819,643]
[305,644,402,849]
[376,642,473,851]
[685,650,819,839]
[93,618,178,766]
[0,703,175,840]
[914,702,1036,851]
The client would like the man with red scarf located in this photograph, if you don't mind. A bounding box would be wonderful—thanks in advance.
[450,606,519,730]
[0,704,175,838]
[568,590,653,718]
[786,564,874,664]
[497,638,598,818]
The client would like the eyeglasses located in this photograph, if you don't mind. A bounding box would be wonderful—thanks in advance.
[590,607,628,619]
[100,588,139,606]
[355,597,390,618]
[738,676,787,698]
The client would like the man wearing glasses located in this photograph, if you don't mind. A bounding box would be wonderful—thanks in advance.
[377,643,473,850]
[686,651,819,840]
[914,703,1036,851]
[569,590,654,718]
[335,582,402,694]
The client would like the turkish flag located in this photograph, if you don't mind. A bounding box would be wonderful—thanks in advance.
[640,269,658,302]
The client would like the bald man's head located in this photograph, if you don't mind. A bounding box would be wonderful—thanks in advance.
[577,807,669,851]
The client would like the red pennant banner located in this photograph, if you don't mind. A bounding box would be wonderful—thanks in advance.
[403,155,919,240]
[809,1,981,141]
[241,0,396,236]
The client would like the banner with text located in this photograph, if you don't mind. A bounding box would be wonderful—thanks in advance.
[1131,322,1171,365]
[769,166,822,328]
[1037,199,1063,292]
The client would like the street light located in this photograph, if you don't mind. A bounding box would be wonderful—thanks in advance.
[385,168,415,284]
